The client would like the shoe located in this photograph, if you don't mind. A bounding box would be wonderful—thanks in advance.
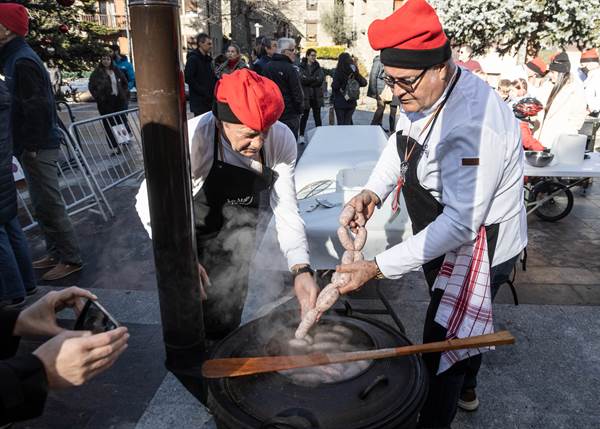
[41,263,82,281]
[457,388,480,411]
[298,135,305,145]
[0,297,26,310]
[26,286,39,296]
[32,255,59,269]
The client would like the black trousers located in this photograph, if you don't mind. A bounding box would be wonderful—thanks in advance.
[281,116,301,139]
[417,255,519,428]
[370,98,398,132]
[334,107,355,125]
[299,98,322,136]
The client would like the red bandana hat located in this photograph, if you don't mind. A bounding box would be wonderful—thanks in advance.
[525,57,548,77]
[213,68,284,132]
[0,3,29,37]
[581,48,599,63]
[368,0,451,69]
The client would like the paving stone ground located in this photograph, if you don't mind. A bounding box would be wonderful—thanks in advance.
[13,102,600,429]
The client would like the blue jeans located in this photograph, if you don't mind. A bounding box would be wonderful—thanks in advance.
[0,216,36,300]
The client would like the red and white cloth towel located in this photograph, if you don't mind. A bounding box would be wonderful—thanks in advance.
[432,226,494,374]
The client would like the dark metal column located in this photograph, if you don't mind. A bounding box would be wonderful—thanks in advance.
[129,0,206,401]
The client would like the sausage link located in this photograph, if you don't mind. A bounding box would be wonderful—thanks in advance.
[353,226,367,251]
[341,250,355,265]
[338,205,355,226]
[332,271,350,286]
[337,226,355,251]
[354,251,364,262]
[315,283,340,312]
[295,308,319,339]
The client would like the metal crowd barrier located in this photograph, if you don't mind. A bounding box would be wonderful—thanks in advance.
[68,108,144,195]
[16,128,111,231]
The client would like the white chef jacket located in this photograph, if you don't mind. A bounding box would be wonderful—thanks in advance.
[584,69,600,113]
[136,112,310,270]
[365,68,527,279]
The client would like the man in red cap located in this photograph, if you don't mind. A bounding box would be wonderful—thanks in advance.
[580,49,600,117]
[524,56,553,105]
[0,3,82,280]
[333,1,527,427]
[137,68,318,346]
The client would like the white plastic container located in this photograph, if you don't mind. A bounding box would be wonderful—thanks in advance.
[553,134,587,166]
[336,167,372,203]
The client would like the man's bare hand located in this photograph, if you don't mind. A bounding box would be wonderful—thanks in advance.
[198,263,210,300]
[33,327,129,390]
[335,260,379,295]
[344,190,380,230]
[293,272,319,319]
[14,287,97,338]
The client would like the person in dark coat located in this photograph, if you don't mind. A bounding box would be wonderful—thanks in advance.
[215,43,248,79]
[0,286,129,425]
[298,48,325,143]
[0,4,82,281]
[368,54,398,132]
[0,75,35,309]
[88,53,131,154]
[252,37,277,76]
[331,52,367,125]
[262,38,304,139]
[184,33,217,116]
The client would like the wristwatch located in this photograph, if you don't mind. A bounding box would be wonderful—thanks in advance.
[291,264,314,278]
[373,259,386,280]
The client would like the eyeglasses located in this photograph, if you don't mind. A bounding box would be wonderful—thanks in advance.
[383,68,429,93]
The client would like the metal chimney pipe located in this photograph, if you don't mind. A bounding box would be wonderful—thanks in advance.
[129,0,207,402]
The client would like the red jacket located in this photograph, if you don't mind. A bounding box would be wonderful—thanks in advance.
[519,121,545,151]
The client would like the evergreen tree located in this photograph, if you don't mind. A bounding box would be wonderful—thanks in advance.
[431,0,600,57]
[0,0,115,73]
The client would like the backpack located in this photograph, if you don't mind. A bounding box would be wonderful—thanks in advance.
[344,74,361,101]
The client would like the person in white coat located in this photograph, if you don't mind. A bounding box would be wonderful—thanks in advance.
[136,69,319,342]
[333,1,527,427]
[535,52,588,148]
[580,49,600,117]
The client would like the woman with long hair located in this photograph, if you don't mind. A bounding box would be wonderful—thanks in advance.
[535,52,587,148]
[215,43,248,78]
[331,52,367,125]
[88,53,130,154]
[299,48,325,142]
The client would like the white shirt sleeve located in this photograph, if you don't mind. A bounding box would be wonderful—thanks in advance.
[375,125,506,279]
[269,124,311,269]
[364,134,401,203]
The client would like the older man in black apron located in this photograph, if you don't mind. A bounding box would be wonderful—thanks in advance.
[334,1,527,428]
[137,69,318,341]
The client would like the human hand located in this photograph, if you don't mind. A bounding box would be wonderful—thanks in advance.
[33,327,129,390]
[14,286,98,338]
[344,190,380,230]
[294,272,319,319]
[198,263,210,300]
[335,260,379,295]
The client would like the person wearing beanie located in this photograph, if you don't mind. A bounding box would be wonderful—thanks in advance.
[0,3,82,281]
[136,69,318,357]
[524,56,553,104]
[534,52,588,147]
[332,1,527,426]
[580,48,600,117]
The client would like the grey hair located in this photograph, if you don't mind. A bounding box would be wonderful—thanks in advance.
[277,38,296,54]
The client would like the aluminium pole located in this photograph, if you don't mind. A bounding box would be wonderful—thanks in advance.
[129,0,207,402]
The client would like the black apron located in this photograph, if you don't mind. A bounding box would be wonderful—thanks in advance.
[193,126,277,340]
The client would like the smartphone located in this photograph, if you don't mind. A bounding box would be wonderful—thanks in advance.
[74,299,120,333]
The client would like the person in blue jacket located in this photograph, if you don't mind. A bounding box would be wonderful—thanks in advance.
[111,45,135,90]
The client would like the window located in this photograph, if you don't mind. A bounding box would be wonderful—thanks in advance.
[306,21,317,42]
[306,0,318,11]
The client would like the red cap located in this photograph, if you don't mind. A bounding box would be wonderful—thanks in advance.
[213,68,284,132]
[525,57,548,77]
[0,3,29,37]
[368,0,451,69]
[581,49,599,63]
